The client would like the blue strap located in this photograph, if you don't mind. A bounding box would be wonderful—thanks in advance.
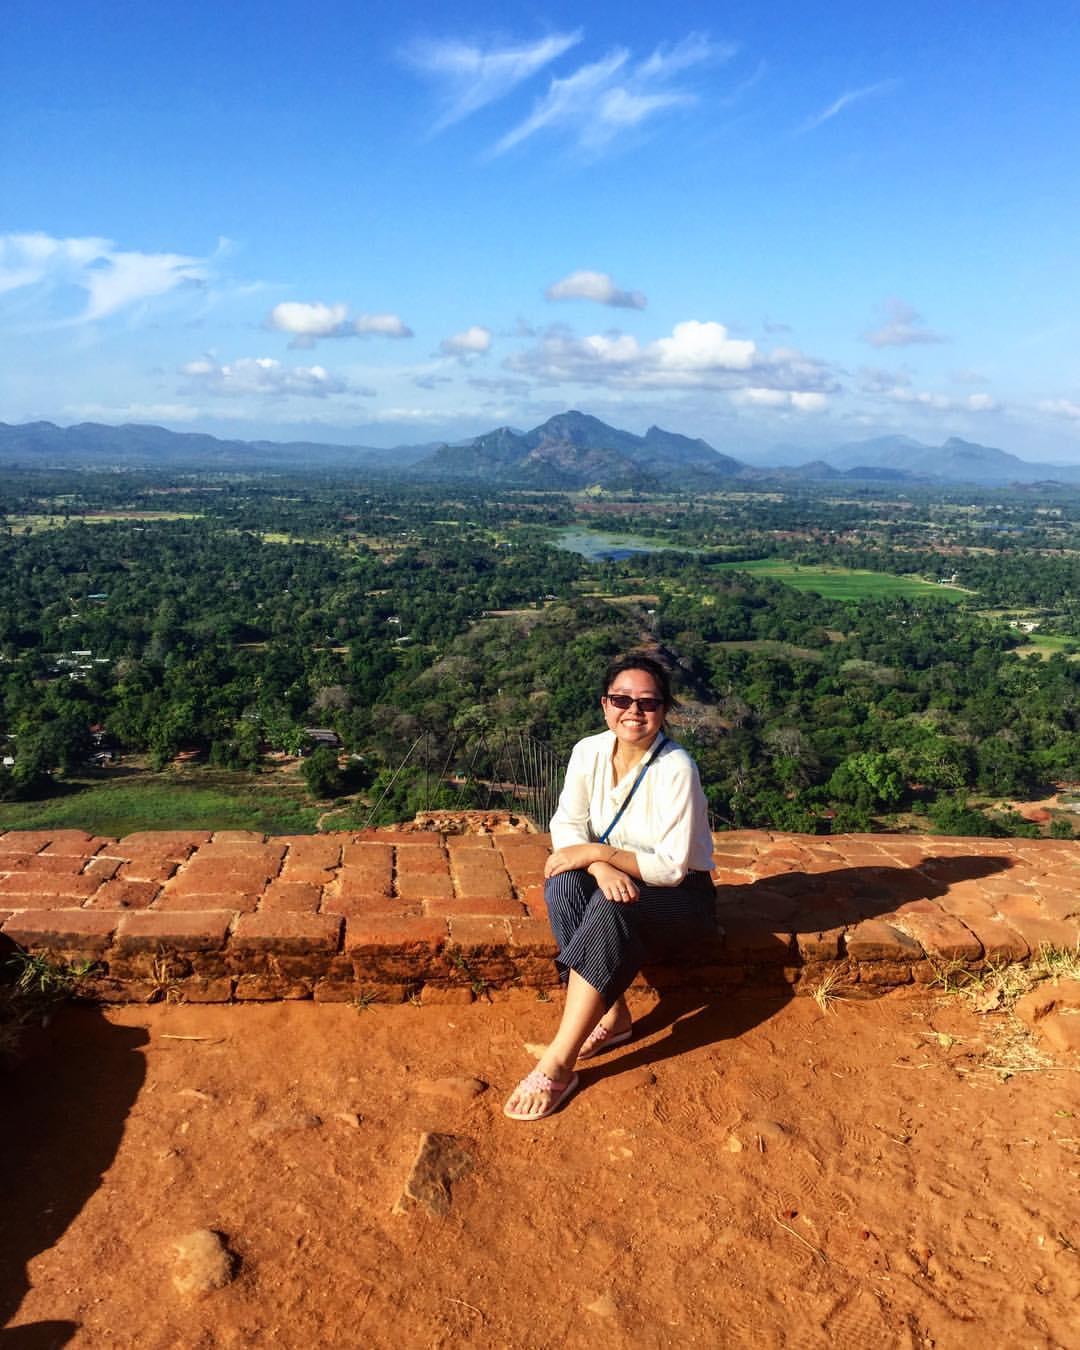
[597,733,667,844]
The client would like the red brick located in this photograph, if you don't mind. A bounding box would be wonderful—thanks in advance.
[115,910,232,951]
[232,912,342,953]
[118,830,211,849]
[281,836,342,867]
[196,842,285,867]
[1009,915,1080,952]
[279,865,336,887]
[87,879,161,910]
[497,832,550,850]
[394,846,449,875]
[344,915,447,952]
[844,919,923,963]
[2,909,117,950]
[1028,887,1080,922]
[18,854,89,875]
[396,872,454,901]
[447,916,512,947]
[858,961,914,986]
[342,842,393,868]
[993,891,1048,921]
[0,831,53,853]
[212,829,265,843]
[322,892,419,918]
[424,895,524,918]
[335,869,394,899]
[452,872,514,902]
[507,918,558,953]
[795,927,845,961]
[83,856,121,882]
[937,890,996,920]
[259,881,322,913]
[447,834,494,850]
[960,915,1029,962]
[519,883,547,919]
[164,859,279,895]
[153,890,260,913]
[892,913,982,962]
[0,873,101,902]
[41,833,111,857]
[118,858,179,883]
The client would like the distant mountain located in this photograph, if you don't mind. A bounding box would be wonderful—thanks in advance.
[0,420,432,471]
[812,434,1080,486]
[414,410,745,488]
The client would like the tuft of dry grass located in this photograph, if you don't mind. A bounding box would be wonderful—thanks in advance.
[809,965,851,1014]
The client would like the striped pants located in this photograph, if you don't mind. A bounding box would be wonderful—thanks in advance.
[544,868,717,1010]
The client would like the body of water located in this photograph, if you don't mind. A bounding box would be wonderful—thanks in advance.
[553,527,691,561]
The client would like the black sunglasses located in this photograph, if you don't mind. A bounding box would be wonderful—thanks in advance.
[604,694,665,713]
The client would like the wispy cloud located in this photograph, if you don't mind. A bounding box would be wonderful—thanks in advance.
[404,31,582,130]
[180,356,368,398]
[800,79,898,132]
[494,33,729,156]
[545,269,646,309]
[0,231,210,323]
[862,298,947,349]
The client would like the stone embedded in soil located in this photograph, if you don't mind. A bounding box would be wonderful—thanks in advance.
[171,1229,236,1297]
[415,1075,488,1103]
[585,1293,618,1318]
[393,1131,474,1217]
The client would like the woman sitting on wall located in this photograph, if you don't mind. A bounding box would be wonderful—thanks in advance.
[504,653,716,1121]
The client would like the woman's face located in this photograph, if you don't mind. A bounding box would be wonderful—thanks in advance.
[602,667,666,752]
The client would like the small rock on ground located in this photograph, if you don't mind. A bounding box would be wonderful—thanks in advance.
[415,1076,487,1103]
[393,1131,474,1217]
[171,1229,236,1297]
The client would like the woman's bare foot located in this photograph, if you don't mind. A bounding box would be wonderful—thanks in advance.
[579,1000,633,1059]
[503,1056,578,1120]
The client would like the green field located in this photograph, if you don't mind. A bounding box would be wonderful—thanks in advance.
[0,770,322,837]
[712,559,971,602]
[1014,633,1080,660]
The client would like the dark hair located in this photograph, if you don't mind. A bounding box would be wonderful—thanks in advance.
[601,653,678,711]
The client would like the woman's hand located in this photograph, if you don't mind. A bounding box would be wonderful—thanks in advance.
[586,861,639,904]
[544,844,604,878]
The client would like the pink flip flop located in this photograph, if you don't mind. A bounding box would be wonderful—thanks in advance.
[578,1022,633,1060]
[503,1068,580,1121]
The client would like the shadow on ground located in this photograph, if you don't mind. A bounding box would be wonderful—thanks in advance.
[0,1009,148,1346]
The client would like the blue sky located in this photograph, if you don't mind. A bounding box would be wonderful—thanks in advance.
[3,0,1080,460]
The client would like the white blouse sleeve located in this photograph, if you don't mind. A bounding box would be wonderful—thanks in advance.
[634,753,705,887]
[549,740,594,848]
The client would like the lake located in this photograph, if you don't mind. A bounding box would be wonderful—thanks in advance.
[553,527,693,561]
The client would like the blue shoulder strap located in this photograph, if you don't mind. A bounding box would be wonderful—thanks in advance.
[597,733,667,844]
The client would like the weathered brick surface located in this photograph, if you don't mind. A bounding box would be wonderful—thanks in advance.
[231,912,342,953]
[2,909,117,950]
[6,828,1076,1002]
[259,881,322,913]
[115,910,232,951]
[87,879,161,910]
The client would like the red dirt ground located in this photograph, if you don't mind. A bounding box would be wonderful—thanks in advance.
[2,988,1079,1349]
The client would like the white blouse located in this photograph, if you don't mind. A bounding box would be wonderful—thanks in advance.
[549,730,715,887]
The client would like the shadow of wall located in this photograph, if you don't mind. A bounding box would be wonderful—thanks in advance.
[0,1009,148,1343]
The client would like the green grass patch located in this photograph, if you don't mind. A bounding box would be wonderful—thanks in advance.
[1014,633,1080,660]
[0,769,322,836]
[712,559,971,602]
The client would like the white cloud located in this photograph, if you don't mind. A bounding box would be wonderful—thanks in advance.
[494,33,730,156]
[801,79,898,132]
[0,231,209,322]
[440,325,493,357]
[506,318,834,398]
[862,299,947,348]
[267,301,349,337]
[180,356,365,399]
[1039,398,1080,421]
[405,31,583,130]
[355,312,413,338]
[731,388,827,412]
[965,393,997,412]
[545,269,646,309]
[267,301,413,344]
